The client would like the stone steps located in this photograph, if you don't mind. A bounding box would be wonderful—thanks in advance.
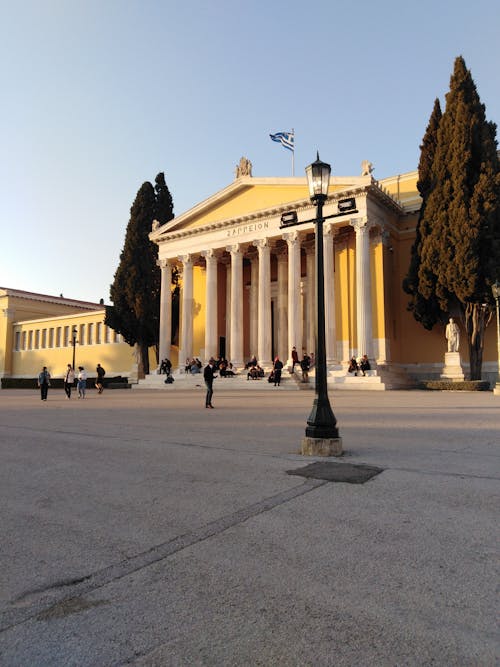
[134,364,414,391]
[133,371,301,391]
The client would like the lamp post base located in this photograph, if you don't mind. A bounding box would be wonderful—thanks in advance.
[301,436,343,457]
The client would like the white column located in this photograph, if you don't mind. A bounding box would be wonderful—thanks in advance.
[277,250,288,362]
[305,244,315,357]
[253,239,272,367]
[202,249,218,361]
[157,258,173,366]
[283,231,302,363]
[226,244,244,367]
[350,217,373,358]
[178,254,194,365]
[224,259,231,355]
[324,224,337,364]
[249,255,259,357]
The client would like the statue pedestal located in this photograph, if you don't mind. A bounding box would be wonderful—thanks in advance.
[129,363,139,384]
[440,352,465,382]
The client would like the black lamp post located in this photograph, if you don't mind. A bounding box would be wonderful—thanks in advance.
[492,281,500,394]
[71,327,78,370]
[303,153,341,443]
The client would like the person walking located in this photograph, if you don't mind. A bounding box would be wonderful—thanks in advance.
[38,366,51,401]
[63,364,75,399]
[300,353,311,383]
[77,366,87,399]
[273,357,284,386]
[95,363,106,394]
[203,358,217,408]
[291,346,299,373]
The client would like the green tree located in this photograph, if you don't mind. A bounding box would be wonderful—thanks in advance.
[154,172,174,224]
[405,56,500,379]
[105,181,160,377]
[403,98,443,329]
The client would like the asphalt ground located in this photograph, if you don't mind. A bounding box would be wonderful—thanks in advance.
[0,387,498,666]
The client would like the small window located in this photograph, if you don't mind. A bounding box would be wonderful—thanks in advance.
[15,331,21,351]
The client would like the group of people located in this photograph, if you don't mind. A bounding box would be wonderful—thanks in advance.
[217,358,236,377]
[37,363,105,400]
[290,347,313,383]
[245,355,264,380]
[348,355,371,376]
[184,357,203,374]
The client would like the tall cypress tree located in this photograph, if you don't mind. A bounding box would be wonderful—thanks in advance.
[154,172,174,224]
[406,56,500,379]
[105,181,160,377]
[403,98,443,328]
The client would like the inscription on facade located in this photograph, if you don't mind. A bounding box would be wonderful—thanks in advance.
[226,221,269,238]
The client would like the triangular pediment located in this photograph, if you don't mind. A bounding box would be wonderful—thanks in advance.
[151,175,371,240]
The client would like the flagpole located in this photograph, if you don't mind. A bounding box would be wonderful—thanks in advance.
[291,128,295,176]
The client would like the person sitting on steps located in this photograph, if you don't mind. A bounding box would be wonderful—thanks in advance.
[359,354,371,376]
[348,357,359,376]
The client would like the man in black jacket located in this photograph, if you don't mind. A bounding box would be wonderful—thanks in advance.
[203,358,217,408]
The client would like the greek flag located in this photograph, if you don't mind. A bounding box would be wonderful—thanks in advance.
[270,131,294,152]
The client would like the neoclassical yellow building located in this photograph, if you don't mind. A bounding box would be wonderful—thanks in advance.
[2,162,498,387]
[0,288,151,382]
[150,161,497,386]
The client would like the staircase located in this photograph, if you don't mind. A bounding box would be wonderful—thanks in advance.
[133,369,303,391]
[134,364,415,392]
[328,364,415,390]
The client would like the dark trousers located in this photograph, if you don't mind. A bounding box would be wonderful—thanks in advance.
[40,383,49,400]
[64,382,72,398]
[205,382,213,407]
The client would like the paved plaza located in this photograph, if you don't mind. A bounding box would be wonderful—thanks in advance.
[0,387,498,666]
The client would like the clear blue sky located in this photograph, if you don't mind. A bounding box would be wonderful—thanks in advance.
[1,0,499,303]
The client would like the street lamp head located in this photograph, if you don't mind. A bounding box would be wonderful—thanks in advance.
[492,280,500,301]
[305,152,331,202]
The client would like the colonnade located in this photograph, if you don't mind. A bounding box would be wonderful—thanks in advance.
[157,217,378,370]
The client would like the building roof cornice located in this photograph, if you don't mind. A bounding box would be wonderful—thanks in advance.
[152,179,404,244]
[0,287,102,309]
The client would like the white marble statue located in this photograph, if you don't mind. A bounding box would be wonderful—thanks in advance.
[361,160,374,176]
[445,317,460,352]
[235,156,252,178]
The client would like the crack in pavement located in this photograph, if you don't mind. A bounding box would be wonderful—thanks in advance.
[1,478,326,633]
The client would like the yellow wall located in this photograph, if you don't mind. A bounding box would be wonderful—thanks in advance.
[11,311,133,378]
[5,307,158,379]
[371,239,385,341]
[192,266,205,359]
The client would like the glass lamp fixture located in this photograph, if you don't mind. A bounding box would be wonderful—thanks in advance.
[305,152,331,201]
